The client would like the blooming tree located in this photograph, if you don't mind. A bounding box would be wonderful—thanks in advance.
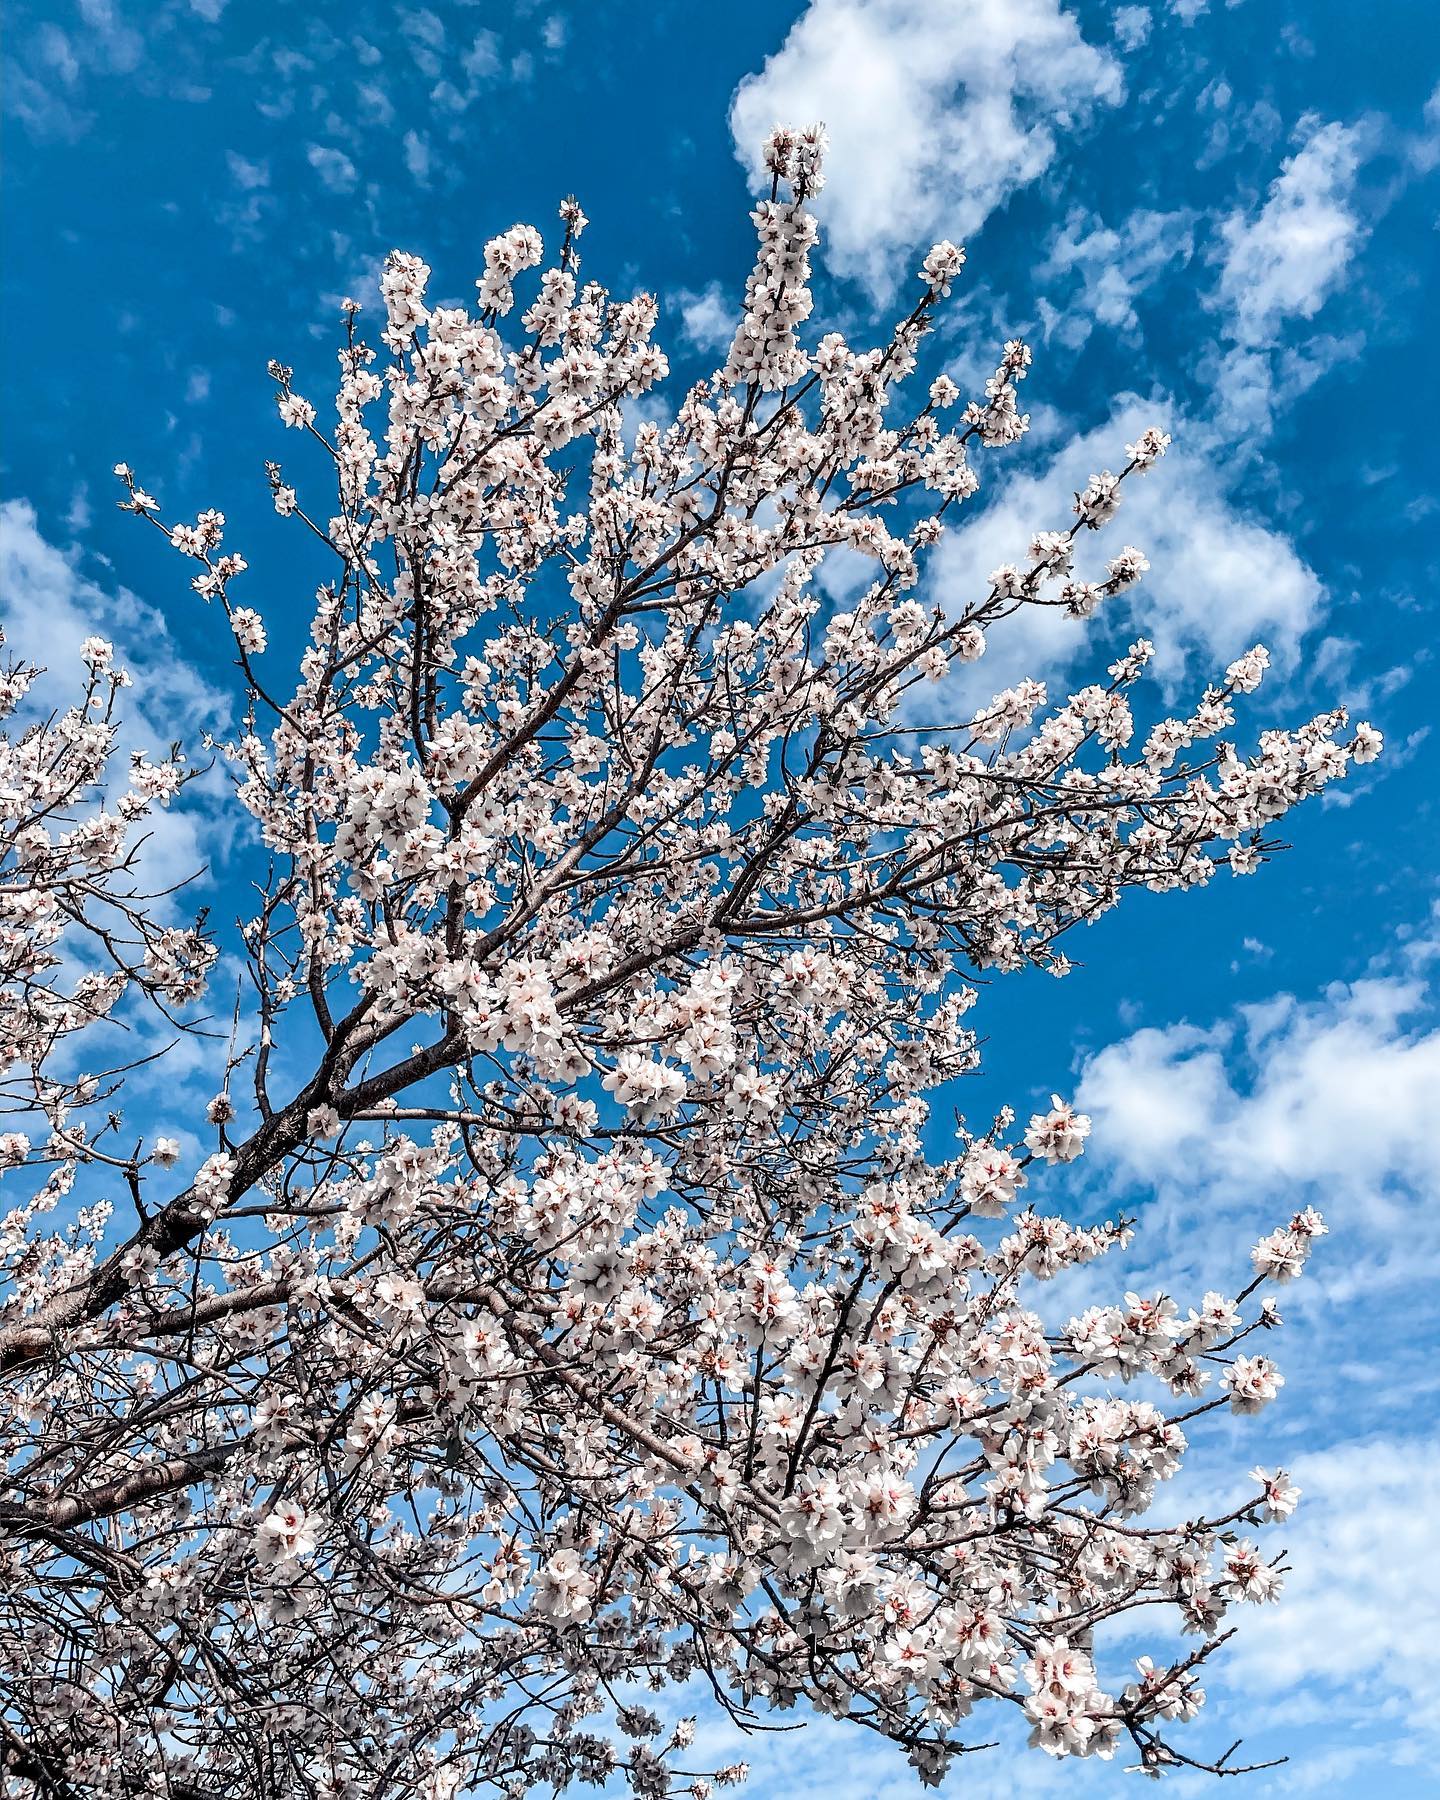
[0,127,1379,1799]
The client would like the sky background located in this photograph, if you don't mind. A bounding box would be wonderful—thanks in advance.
[3,1,1439,1794]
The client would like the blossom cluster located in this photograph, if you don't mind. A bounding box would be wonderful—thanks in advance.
[0,128,1371,1800]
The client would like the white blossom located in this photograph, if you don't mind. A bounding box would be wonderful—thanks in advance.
[0,124,1368,1800]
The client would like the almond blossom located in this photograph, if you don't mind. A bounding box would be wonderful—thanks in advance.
[0,127,1373,1799]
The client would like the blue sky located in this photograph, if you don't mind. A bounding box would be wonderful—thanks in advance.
[3,1,1439,1793]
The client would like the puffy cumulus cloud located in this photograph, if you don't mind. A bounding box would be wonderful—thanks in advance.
[730,0,1122,298]
[1224,1433,1440,1756]
[672,282,738,356]
[1060,957,1440,1777]
[926,397,1321,703]
[1215,118,1367,349]
[1076,959,1440,1297]
[1111,5,1152,50]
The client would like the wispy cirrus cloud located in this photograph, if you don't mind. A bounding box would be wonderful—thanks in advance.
[1036,204,1196,348]
[1203,116,1373,439]
[1214,118,1369,347]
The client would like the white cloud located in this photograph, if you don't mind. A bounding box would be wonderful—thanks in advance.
[0,503,250,1150]
[225,150,269,190]
[429,28,523,115]
[1215,118,1366,349]
[41,23,80,87]
[306,142,358,194]
[672,282,738,355]
[1076,959,1440,1297]
[1410,79,1440,172]
[1226,1433,1440,1752]
[9,0,146,139]
[927,396,1322,702]
[730,0,1123,296]
[1194,117,1372,442]
[401,8,446,79]
[1207,329,1363,443]
[0,499,229,901]
[1038,205,1195,346]
[402,128,431,185]
[1112,6,1151,49]
[356,81,395,127]
[1059,957,1440,1771]
[463,30,501,80]
[75,0,142,75]
[0,500,222,734]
